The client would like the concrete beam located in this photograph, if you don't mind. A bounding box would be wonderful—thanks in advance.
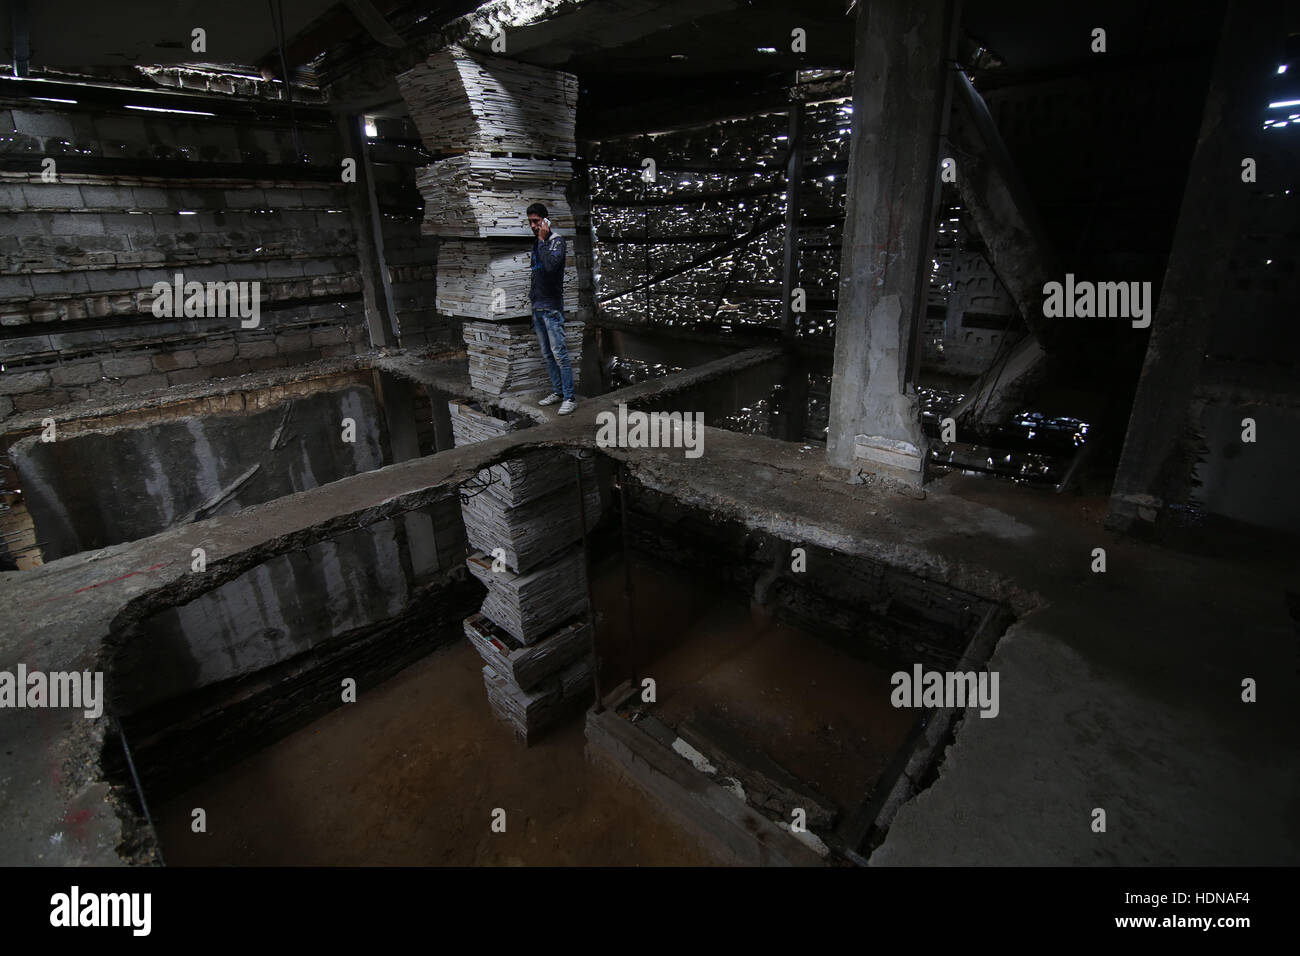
[1106,0,1280,533]
[950,334,1050,427]
[826,0,955,484]
[949,70,1060,348]
[342,0,405,48]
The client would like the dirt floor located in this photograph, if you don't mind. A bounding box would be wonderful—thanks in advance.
[153,637,716,866]
[153,551,923,864]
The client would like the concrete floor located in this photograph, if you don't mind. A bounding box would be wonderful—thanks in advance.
[2,347,1297,865]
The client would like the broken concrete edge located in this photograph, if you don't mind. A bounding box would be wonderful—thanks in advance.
[596,438,1044,620]
[860,605,1010,861]
[950,335,1052,427]
[0,340,783,442]
[584,704,828,867]
[0,352,385,438]
[0,345,800,865]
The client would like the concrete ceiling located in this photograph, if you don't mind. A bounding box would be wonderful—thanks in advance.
[964,0,1227,75]
[0,0,341,68]
[1,0,1234,85]
[500,0,854,76]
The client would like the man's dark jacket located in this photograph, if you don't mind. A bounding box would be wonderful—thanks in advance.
[530,232,566,311]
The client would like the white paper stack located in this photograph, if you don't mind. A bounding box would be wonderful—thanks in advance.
[415,154,575,238]
[461,318,583,395]
[436,240,578,321]
[396,45,578,157]
[466,546,589,645]
[482,655,593,741]
[464,612,591,691]
[461,477,599,573]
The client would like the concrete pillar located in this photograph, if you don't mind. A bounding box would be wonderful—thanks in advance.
[1106,0,1281,532]
[826,0,956,484]
[950,71,1060,351]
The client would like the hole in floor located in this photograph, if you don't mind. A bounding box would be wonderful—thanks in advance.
[98,465,1012,866]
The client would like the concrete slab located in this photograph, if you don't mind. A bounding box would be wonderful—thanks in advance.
[1,344,1296,866]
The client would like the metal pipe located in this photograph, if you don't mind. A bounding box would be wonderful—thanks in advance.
[115,718,165,867]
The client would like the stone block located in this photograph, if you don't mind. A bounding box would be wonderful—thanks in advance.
[101,354,153,377]
[153,350,198,371]
[167,367,208,386]
[51,361,102,386]
[0,275,33,299]
[23,184,84,208]
[237,339,277,359]
[206,359,251,378]
[32,272,89,295]
[14,389,68,412]
[77,185,136,208]
[0,369,53,395]
[275,331,312,353]
[45,212,106,236]
[223,189,267,209]
[310,327,347,347]
[194,343,238,365]
[123,373,169,392]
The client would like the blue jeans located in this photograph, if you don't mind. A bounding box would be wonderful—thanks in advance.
[532,307,574,402]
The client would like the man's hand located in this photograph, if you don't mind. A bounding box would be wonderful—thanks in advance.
[537,218,551,241]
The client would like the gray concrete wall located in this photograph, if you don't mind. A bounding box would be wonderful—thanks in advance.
[11,384,386,560]
[114,518,413,713]
[1191,401,1300,533]
[0,100,375,422]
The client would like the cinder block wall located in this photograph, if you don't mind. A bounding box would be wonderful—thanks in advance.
[0,99,375,420]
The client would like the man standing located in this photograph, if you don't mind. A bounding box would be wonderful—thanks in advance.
[526,202,576,415]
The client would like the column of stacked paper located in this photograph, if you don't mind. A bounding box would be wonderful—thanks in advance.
[461,315,583,395]
[397,46,583,399]
[450,399,599,741]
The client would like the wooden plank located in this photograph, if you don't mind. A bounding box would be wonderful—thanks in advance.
[677,712,840,830]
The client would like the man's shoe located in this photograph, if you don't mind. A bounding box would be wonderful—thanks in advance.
[538,392,561,407]
[558,399,577,416]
